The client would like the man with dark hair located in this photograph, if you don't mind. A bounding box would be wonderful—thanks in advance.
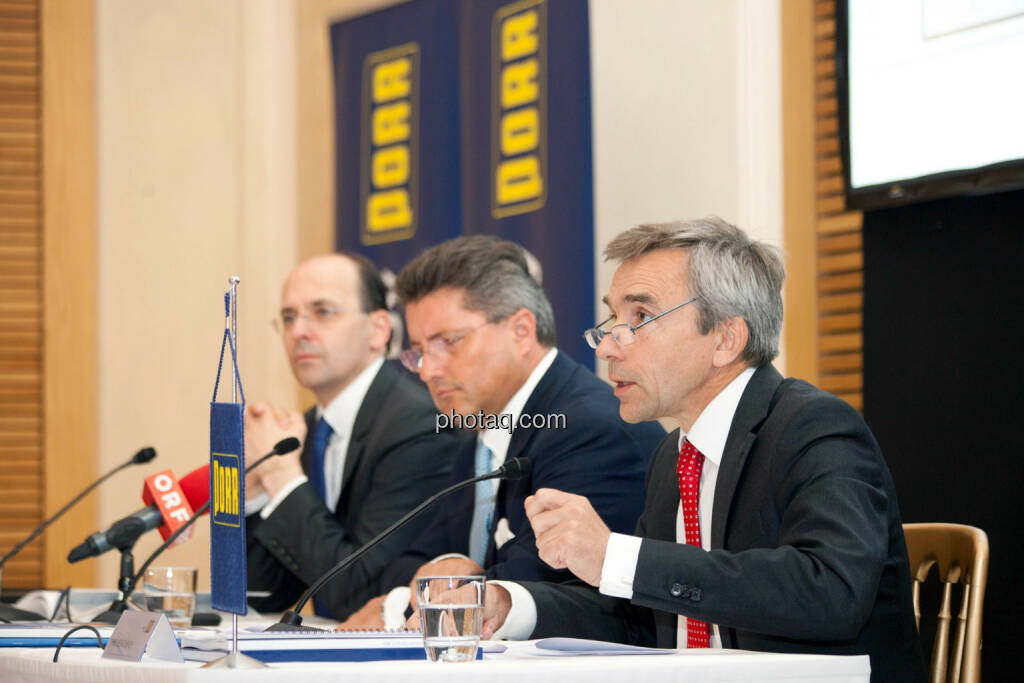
[465,218,925,682]
[339,236,664,630]
[244,253,464,619]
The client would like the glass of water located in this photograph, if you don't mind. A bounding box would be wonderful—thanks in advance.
[414,575,486,662]
[142,566,197,628]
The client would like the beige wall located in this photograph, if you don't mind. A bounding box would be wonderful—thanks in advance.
[589,0,784,401]
[94,0,299,588]
[296,0,411,260]
[79,0,785,588]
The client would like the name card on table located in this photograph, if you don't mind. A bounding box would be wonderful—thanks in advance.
[102,611,184,663]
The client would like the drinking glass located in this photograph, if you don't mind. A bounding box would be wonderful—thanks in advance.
[142,566,197,628]
[414,575,486,662]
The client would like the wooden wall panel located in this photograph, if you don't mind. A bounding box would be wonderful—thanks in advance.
[41,0,96,589]
[781,0,819,384]
[784,0,864,411]
[0,0,42,589]
[812,0,863,412]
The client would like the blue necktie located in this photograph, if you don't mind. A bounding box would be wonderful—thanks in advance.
[468,441,497,565]
[308,416,333,617]
[309,416,333,503]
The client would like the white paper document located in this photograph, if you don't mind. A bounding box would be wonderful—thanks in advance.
[486,637,676,656]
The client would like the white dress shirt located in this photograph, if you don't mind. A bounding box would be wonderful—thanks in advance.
[255,356,386,518]
[382,348,558,629]
[495,366,756,645]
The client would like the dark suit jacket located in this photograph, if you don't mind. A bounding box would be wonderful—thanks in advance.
[524,365,926,683]
[246,361,466,619]
[380,350,665,589]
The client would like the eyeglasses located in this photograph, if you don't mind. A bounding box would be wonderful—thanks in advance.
[271,304,347,334]
[583,296,699,349]
[400,323,489,372]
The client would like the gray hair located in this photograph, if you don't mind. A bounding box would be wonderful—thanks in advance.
[604,216,784,366]
[395,235,557,346]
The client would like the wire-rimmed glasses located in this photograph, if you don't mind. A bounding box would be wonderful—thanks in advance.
[271,304,347,334]
[399,323,489,372]
[582,296,699,349]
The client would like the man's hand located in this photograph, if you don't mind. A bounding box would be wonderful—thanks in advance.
[525,488,611,587]
[406,582,511,641]
[481,583,512,640]
[335,595,386,631]
[408,557,485,609]
[245,401,307,498]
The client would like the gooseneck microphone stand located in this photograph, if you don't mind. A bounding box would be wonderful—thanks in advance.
[94,437,300,625]
[267,456,532,631]
[0,448,156,622]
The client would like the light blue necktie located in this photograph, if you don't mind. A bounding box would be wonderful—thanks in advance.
[468,440,497,565]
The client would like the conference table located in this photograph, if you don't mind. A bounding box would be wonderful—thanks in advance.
[0,591,870,682]
[0,645,869,682]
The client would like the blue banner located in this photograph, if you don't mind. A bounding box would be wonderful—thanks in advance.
[330,0,462,268]
[209,318,247,614]
[330,0,593,368]
[457,0,594,366]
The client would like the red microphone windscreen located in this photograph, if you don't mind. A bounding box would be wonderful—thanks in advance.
[179,465,211,514]
[141,469,195,543]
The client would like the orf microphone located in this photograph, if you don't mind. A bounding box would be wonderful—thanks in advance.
[73,437,303,564]
[0,446,157,622]
[132,437,300,578]
[268,457,532,631]
[67,466,209,563]
[92,437,302,625]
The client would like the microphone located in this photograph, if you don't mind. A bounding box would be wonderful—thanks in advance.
[67,466,208,563]
[92,437,301,625]
[0,447,156,622]
[247,436,301,472]
[268,456,532,631]
[70,437,302,564]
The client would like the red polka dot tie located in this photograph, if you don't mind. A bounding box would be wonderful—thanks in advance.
[677,438,710,648]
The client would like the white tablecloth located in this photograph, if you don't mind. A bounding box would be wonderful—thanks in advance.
[0,646,869,683]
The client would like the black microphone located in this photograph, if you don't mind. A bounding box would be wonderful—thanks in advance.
[68,437,302,564]
[247,436,301,472]
[0,447,156,622]
[130,447,159,465]
[66,467,206,564]
[267,456,532,631]
[92,438,301,625]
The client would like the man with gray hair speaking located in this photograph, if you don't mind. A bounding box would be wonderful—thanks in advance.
[445,218,925,681]
[338,235,665,629]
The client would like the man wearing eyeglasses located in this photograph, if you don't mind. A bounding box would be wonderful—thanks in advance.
[461,218,924,681]
[337,235,665,630]
[243,253,465,620]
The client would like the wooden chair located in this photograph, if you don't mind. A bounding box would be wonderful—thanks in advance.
[903,523,989,683]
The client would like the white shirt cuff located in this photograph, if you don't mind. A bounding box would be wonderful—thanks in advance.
[488,580,536,641]
[429,552,473,563]
[258,475,309,519]
[383,586,411,630]
[599,533,643,599]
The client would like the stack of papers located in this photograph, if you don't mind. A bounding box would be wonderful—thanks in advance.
[0,622,115,648]
[180,628,429,663]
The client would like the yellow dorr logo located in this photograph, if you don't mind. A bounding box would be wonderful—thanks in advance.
[362,43,420,245]
[493,0,546,218]
[212,454,241,527]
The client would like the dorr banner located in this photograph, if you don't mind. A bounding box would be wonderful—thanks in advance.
[331,0,593,368]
